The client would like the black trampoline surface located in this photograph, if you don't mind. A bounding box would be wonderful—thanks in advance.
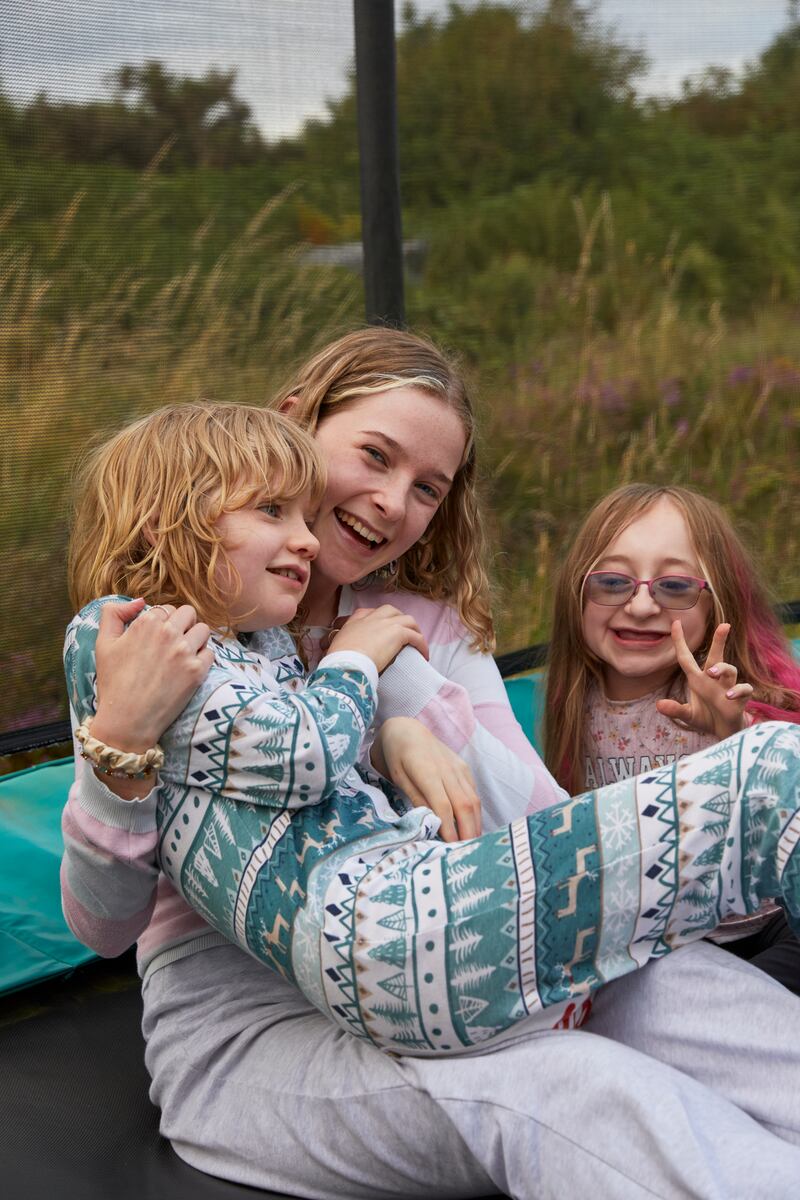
[0,955,504,1200]
[0,953,297,1200]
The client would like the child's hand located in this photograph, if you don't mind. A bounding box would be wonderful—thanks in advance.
[92,599,213,752]
[327,606,429,673]
[371,717,481,842]
[655,621,753,741]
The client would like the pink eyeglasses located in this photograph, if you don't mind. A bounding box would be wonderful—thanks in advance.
[584,572,712,610]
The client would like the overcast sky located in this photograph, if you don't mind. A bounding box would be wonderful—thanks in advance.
[1,1,793,138]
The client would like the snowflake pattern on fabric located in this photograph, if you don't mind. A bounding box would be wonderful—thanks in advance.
[65,599,800,1057]
[583,682,782,941]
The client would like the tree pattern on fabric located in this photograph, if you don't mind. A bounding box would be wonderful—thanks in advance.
[66,600,800,1058]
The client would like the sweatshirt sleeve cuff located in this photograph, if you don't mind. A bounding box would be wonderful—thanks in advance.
[75,767,159,835]
[375,646,443,720]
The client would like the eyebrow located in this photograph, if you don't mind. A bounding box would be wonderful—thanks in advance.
[360,430,455,487]
[597,554,699,572]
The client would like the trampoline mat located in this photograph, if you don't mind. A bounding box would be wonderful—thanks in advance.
[0,953,296,1200]
[0,952,503,1200]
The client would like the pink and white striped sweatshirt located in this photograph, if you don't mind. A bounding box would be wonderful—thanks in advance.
[61,586,567,978]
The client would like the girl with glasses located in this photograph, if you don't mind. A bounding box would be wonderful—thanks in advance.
[546,483,800,993]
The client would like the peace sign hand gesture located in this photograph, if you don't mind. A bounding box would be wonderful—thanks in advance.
[655,621,753,742]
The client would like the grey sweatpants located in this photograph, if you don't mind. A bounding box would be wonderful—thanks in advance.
[143,940,800,1200]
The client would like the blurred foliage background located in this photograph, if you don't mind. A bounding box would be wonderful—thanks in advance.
[1,0,799,735]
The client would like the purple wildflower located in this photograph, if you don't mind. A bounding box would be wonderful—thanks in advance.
[598,382,628,412]
[659,378,682,406]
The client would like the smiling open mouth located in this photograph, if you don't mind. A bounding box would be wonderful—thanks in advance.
[268,567,305,583]
[334,508,387,550]
[612,629,669,644]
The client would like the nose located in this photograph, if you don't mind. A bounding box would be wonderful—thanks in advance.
[372,475,408,524]
[289,517,319,560]
[625,581,660,616]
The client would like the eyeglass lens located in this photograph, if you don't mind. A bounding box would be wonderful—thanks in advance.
[586,573,703,610]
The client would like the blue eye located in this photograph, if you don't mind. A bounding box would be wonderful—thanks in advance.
[258,502,281,518]
[364,446,386,465]
[415,482,439,500]
[657,577,693,594]
[595,573,631,592]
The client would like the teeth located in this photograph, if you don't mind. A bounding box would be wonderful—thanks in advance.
[335,509,384,544]
[273,568,300,581]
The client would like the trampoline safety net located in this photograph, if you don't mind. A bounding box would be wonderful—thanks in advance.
[1,1,798,745]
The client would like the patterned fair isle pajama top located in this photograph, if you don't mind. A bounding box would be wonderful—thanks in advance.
[66,599,800,1057]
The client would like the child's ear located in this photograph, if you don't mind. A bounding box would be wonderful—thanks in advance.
[279,394,300,414]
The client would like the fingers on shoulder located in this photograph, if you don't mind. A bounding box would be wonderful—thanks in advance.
[170,604,199,632]
[184,622,212,653]
[98,597,145,631]
[171,623,213,679]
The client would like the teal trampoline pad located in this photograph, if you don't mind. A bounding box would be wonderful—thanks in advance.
[0,759,95,995]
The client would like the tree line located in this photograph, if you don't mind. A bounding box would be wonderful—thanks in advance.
[0,61,264,169]
[1,1,799,312]
[1,1,798,190]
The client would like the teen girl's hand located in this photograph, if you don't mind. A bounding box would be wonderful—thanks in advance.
[91,598,213,753]
[327,606,429,673]
[655,621,753,741]
[371,717,481,843]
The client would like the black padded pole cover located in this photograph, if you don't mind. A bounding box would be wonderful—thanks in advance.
[353,0,405,327]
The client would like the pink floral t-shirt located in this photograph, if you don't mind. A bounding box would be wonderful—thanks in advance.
[582,682,715,790]
[583,682,780,941]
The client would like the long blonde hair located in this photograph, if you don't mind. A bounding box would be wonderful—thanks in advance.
[69,402,325,631]
[274,327,495,652]
[544,483,800,793]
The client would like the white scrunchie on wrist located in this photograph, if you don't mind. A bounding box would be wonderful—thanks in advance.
[75,716,164,778]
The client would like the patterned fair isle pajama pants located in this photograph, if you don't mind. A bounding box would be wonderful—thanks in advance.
[166,720,800,1056]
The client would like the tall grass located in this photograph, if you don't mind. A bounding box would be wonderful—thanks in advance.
[0,177,362,730]
[455,196,800,649]
[1,179,798,735]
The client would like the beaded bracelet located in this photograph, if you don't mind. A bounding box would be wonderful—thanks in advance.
[75,716,164,779]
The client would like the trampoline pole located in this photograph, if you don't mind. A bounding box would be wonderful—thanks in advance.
[353,0,405,327]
